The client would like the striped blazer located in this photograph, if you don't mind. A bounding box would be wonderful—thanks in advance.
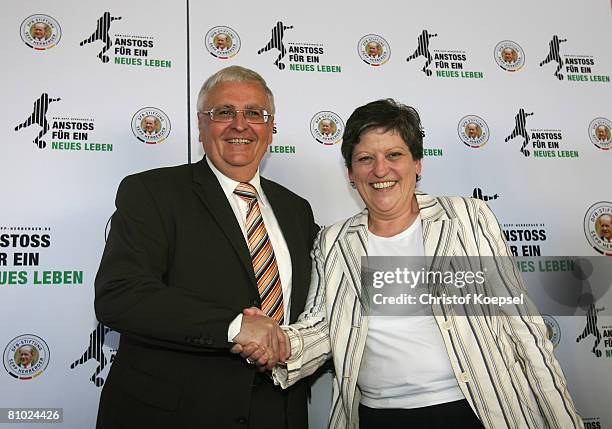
[274,192,583,429]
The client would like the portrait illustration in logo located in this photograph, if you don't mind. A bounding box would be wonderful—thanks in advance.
[588,118,612,150]
[583,202,612,256]
[3,335,50,380]
[539,35,566,80]
[310,111,344,145]
[70,322,117,386]
[504,108,534,156]
[205,26,240,59]
[494,41,525,72]
[541,315,561,348]
[20,15,61,50]
[406,30,438,76]
[79,12,122,63]
[358,35,390,66]
[131,108,171,144]
[457,115,489,148]
[257,21,294,70]
[14,93,61,149]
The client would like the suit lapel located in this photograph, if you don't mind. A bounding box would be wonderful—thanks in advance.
[340,211,369,307]
[191,158,257,289]
[417,192,459,272]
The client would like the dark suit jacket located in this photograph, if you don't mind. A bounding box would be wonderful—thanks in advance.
[95,158,318,428]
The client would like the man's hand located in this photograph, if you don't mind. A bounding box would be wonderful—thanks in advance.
[230,307,290,370]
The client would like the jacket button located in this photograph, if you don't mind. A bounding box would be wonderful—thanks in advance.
[252,299,261,307]
[236,417,247,424]
[459,372,470,383]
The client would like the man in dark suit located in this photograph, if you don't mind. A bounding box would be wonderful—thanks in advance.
[95,65,318,428]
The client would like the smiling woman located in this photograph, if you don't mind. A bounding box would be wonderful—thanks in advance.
[268,98,584,429]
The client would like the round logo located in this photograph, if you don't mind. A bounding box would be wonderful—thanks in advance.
[494,40,525,72]
[20,15,61,51]
[457,115,489,148]
[131,108,171,144]
[3,334,50,380]
[541,315,561,348]
[310,111,344,145]
[358,34,390,66]
[205,26,240,59]
[584,202,612,256]
[588,118,612,150]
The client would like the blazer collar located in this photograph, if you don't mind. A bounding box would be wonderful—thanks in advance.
[343,191,459,295]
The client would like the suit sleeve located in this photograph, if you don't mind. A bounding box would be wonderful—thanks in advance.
[95,174,236,352]
[273,228,333,388]
[475,199,583,428]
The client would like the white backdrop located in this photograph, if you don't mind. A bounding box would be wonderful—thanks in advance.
[1,0,611,427]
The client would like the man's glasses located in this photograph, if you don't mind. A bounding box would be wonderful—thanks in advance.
[200,107,273,124]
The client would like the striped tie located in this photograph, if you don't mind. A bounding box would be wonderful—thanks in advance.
[234,182,284,324]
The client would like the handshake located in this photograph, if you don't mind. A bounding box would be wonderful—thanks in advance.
[231,307,291,371]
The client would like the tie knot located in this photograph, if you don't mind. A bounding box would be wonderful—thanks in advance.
[234,182,258,202]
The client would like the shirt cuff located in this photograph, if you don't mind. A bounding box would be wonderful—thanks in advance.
[228,313,243,342]
[281,325,304,363]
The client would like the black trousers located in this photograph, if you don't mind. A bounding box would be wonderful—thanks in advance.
[359,399,483,429]
[248,372,289,429]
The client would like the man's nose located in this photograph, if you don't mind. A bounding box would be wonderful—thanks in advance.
[230,111,248,130]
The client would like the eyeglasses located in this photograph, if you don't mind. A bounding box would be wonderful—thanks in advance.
[200,107,273,124]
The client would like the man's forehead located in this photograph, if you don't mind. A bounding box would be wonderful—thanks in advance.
[206,81,269,105]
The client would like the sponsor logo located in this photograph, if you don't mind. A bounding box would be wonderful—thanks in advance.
[457,115,489,148]
[576,300,605,358]
[406,29,484,79]
[503,109,578,158]
[539,35,610,82]
[358,34,390,67]
[14,94,111,153]
[310,111,344,145]
[267,124,296,154]
[14,93,61,149]
[588,118,612,150]
[80,12,171,68]
[502,223,547,257]
[584,202,612,256]
[257,21,341,73]
[20,14,61,50]
[131,108,171,144]
[3,335,50,380]
[0,226,84,287]
[542,314,561,348]
[205,26,240,59]
[70,323,117,387]
[494,40,525,72]
[472,188,499,202]
[582,417,602,429]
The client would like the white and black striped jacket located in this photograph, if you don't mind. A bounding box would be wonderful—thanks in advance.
[274,192,583,429]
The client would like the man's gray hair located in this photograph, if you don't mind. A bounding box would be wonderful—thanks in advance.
[196,66,275,114]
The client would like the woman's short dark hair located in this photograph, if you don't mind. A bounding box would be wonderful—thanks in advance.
[341,99,423,170]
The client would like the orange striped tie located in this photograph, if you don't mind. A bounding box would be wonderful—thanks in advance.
[234,182,284,324]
